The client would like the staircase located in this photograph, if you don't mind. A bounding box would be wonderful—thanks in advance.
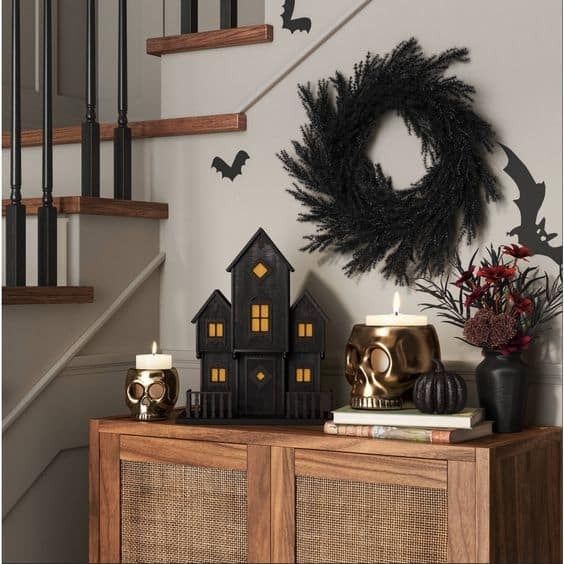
[3,1,381,561]
[2,2,273,562]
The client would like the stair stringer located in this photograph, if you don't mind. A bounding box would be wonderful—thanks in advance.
[3,215,161,420]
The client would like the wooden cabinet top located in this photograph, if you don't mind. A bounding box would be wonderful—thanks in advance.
[93,417,561,463]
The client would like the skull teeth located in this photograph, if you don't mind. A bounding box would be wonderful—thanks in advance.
[351,396,403,410]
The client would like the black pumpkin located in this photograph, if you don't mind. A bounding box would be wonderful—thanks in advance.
[413,359,467,414]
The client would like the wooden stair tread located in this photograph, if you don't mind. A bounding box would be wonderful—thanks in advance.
[2,113,246,149]
[2,197,168,219]
[3,286,94,305]
[147,24,273,56]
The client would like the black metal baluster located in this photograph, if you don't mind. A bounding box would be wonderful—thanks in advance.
[6,0,26,287]
[227,392,232,418]
[220,0,237,29]
[38,0,57,287]
[180,0,198,33]
[114,0,131,200]
[81,0,99,197]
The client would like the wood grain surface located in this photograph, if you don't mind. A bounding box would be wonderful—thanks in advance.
[490,437,562,563]
[97,418,479,461]
[247,445,271,563]
[270,447,295,563]
[99,434,120,564]
[447,461,477,563]
[89,420,100,564]
[147,24,273,56]
[2,113,247,148]
[295,448,447,489]
[2,197,168,219]
[3,286,94,305]
[120,435,247,470]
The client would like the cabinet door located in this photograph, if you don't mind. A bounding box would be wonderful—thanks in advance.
[272,448,458,564]
[96,433,270,564]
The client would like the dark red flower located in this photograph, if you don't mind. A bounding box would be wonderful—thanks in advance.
[500,334,533,355]
[510,293,534,315]
[476,265,516,283]
[453,267,475,288]
[464,285,489,308]
[502,244,533,260]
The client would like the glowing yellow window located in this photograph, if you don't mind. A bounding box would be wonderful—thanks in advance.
[298,323,313,338]
[256,371,265,382]
[211,368,227,383]
[296,368,312,383]
[251,304,269,332]
[208,322,224,338]
[252,262,268,279]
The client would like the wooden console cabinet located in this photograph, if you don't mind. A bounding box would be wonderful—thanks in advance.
[90,419,561,563]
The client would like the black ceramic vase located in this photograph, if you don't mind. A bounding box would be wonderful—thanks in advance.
[475,351,528,433]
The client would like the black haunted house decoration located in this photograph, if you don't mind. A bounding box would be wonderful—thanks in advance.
[185,228,330,424]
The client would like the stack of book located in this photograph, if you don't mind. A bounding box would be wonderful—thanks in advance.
[324,406,492,444]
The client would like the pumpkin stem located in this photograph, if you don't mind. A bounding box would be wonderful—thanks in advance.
[432,358,445,373]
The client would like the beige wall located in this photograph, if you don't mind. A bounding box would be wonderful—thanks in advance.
[154,0,562,423]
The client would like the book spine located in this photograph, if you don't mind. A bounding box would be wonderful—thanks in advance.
[323,421,454,444]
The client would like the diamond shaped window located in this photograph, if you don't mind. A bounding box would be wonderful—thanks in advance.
[252,262,268,279]
[256,371,266,382]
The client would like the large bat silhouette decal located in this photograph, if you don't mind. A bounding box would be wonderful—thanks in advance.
[211,150,250,181]
[500,143,562,266]
[281,0,311,33]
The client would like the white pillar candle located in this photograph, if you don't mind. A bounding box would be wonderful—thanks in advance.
[366,292,428,326]
[136,341,172,370]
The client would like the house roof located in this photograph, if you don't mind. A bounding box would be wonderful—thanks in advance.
[290,290,329,320]
[191,289,231,323]
[226,227,295,272]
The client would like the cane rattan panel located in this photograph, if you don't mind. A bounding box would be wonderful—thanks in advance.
[296,475,448,564]
[121,460,247,563]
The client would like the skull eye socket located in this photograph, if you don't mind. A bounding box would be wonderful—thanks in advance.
[370,348,390,373]
[148,382,165,400]
[129,383,144,400]
[346,346,360,371]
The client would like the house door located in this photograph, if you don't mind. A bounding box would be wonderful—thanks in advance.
[239,356,283,417]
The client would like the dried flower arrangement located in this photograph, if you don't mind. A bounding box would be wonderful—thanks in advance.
[415,244,562,355]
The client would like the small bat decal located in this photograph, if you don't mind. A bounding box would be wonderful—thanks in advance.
[281,0,311,34]
[211,150,250,181]
[500,143,562,266]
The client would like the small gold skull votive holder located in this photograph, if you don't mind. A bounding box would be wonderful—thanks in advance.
[125,368,179,421]
[345,324,440,410]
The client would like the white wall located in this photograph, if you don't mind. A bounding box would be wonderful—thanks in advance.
[154,0,562,424]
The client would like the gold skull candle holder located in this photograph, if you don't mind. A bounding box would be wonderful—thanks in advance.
[125,367,179,421]
[126,342,178,421]
[345,293,441,410]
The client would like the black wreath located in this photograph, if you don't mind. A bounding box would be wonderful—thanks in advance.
[278,38,499,284]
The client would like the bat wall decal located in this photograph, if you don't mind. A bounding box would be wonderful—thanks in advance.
[500,143,562,266]
[281,0,311,34]
[211,150,250,181]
